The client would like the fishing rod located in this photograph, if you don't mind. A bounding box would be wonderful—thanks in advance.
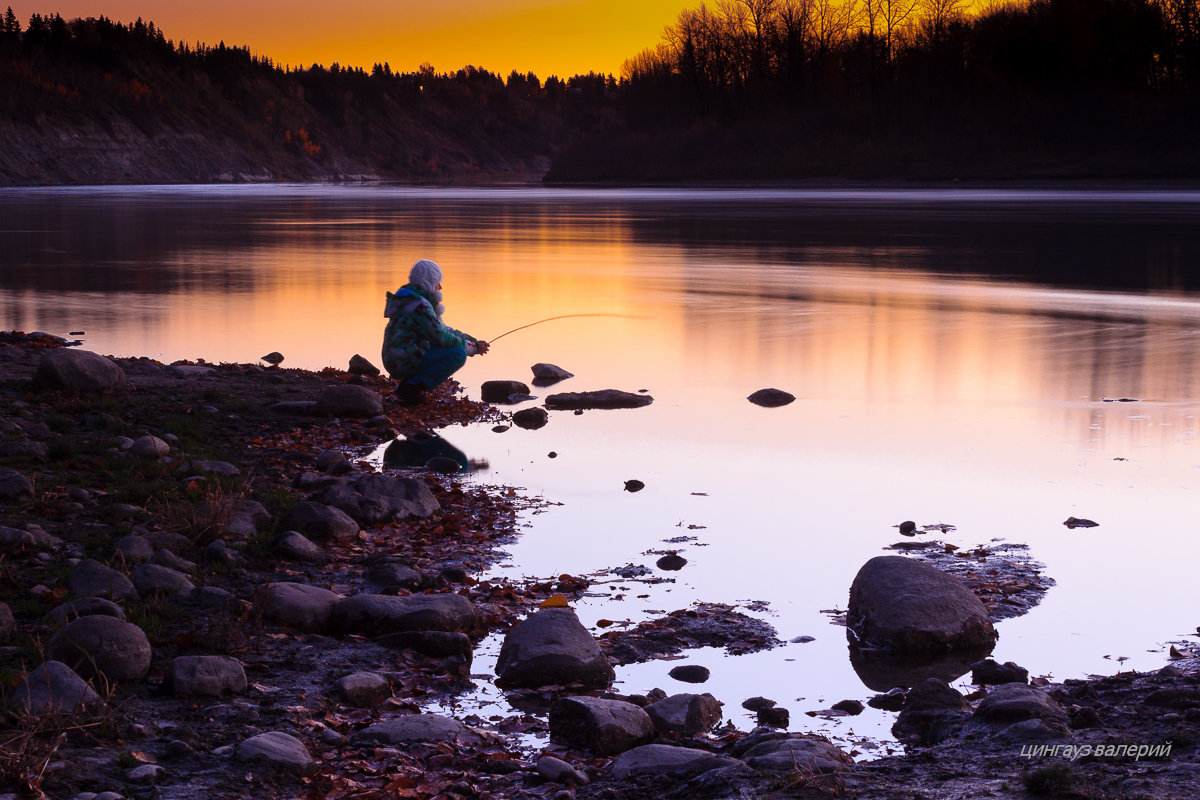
[487,313,640,343]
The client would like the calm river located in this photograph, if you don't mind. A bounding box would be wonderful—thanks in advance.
[4,184,1200,752]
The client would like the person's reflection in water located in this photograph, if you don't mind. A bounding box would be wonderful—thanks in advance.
[383,432,487,474]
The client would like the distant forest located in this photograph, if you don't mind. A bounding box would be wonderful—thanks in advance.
[0,1,1198,184]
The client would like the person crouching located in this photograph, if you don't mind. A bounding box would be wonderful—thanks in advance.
[382,259,489,404]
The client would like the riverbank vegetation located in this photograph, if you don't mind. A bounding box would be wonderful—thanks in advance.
[0,0,1197,183]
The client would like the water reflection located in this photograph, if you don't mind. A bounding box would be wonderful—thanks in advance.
[383,433,485,474]
[848,644,993,693]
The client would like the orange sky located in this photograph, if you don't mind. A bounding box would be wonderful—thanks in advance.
[10,0,685,78]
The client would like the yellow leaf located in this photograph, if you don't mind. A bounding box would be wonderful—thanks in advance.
[540,593,570,608]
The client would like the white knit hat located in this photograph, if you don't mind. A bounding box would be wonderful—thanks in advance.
[409,259,444,294]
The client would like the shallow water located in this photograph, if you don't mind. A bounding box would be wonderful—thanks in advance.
[5,184,1200,751]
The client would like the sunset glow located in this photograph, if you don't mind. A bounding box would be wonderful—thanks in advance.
[7,0,688,78]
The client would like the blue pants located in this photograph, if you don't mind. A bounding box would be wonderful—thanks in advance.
[404,346,467,389]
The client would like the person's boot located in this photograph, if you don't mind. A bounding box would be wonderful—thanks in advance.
[393,381,426,406]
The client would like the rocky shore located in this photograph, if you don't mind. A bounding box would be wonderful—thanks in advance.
[1,331,1197,800]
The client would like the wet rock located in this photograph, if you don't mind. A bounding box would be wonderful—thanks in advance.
[601,603,781,664]
[481,380,531,403]
[42,597,126,628]
[973,683,1068,726]
[367,562,424,591]
[833,699,865,715]
[316,384,383,418]
[11,661,102,715]
[129,563,194,596]
[645,693,724,736]
[971,659,1029,685]
[757,706,790,727]
[868,689,907,711]
[1063,516,1099,529]
[610,744,744,780]
[376,630,472,659]
[351,714,487,746]
[34,348,127,394]
[114,535,155,563]
[496,607,615,689]
[898,520,917,536]
[0,469,34,500]
[166,655,248,697]
[68,559,139,602]
[669,664,710,684]
[260,351,285,365]
[315,474,439,525]
[742,734,853,773]
[537,755,589,785]
[892,678,970,744]
[531,363,574,384]
[332,593,480,636]
[130,435,170,459]
[334,672,392,707]
[513,407,549,430]
[747,388,795,407]
[548,696,654,755]
[656,554,687,571]
[624,479,645,492]
[273,531,322,562]
[546,390,653,410]
[48,615,152,683]
[348,354,380,376]
[236,731,315,775]
[848,555,997,654]
[741,696,776,712]
[262,582,342,632]
[281,501,359,542]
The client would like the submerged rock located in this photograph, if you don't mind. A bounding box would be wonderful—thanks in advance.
[747,388,795,407]
[546,390,653,410]
[512,407,549,430]
[848,555,997,654]
[481,380,531,403]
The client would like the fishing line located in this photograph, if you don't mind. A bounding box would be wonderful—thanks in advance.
[487,313,641,343]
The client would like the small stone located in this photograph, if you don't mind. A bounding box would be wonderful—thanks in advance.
[262,582,342,632]
[130,435,170,459]
[348,354,380,376]
[513,407,549,430]
[537,755,589,785]
[481,380,531,404]
[971,659,1029,685]
[832,699,864,715]
[624,479,645,492]
[656,554,687,571]
[1063,516,1099,529]
[11,661,102,715]
[757,706,790,727]
[531,363,574,384]
[125,764,165,785]
[747,388,796,407]
[166,655,248,697]
[274,531,322,562]
[334,672,392,707]
[0,469,34,501]
[741,696,776,712]
[114,535,155,563]
[898,520,917,536]
[47,615,151,683]
[668,665,710,684]
[261,351,285,364]
[236,731,315,775]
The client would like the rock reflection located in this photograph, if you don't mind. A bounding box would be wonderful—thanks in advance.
[383,433,487,474]
[848,642,994,693]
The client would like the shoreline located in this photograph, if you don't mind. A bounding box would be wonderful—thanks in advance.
[1,331,1198,800]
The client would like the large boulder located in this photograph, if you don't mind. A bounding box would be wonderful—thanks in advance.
[350,714,487,746]
[315,384,383,418]
[974,683,1067,726]
[67,559,139,602]
[848,556,997,654]
[495,608,615,689]
[47,615,151,683]
[315,475,439,525]
[236,732,316,775]
[545,390,653,410]
[741,735,853,773]
[166,655,248,697]
[645,693,724,737]
[280,501,359,542]
[34,348,127,394]
[549,696,654,755]
[11,661,103,715]
[262,582,342,632]
[332,593,480,637]
[610,744,743,780]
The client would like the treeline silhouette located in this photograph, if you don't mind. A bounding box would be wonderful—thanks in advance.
[0,11,615,184]
[548,0,1200,180]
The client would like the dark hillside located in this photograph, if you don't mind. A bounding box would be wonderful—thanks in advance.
[0,13,591,185]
